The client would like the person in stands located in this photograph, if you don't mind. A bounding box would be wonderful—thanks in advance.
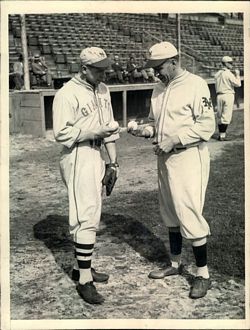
[9,53,24,90]
[31,53,52,87]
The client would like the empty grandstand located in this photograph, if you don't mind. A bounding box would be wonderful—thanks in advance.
[8,13,244,136]
[9,13,244,86]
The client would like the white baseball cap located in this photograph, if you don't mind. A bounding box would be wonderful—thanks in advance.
[222,56,233,63]
[144,41,178,68]
[80,47,110,68]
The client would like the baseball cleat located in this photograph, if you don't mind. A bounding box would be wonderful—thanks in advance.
[77,281,105,304]
[72,268,109,283]
[148,264,183,279]
[189,276,211,299]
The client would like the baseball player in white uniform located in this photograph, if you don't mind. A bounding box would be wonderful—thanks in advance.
[53,47,119,304]
[128,42,215,299]
[214,56,241,141]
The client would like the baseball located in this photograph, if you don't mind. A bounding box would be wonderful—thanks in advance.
[127,120,138,131]
[108,120,119,130]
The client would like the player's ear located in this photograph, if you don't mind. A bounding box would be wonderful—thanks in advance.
[80,63,87,73]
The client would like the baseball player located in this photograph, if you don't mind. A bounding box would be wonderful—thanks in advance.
[53,47,119,305]
[214,56,241,141]
[128,41,215,299]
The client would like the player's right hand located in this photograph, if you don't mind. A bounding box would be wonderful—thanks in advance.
[234,69,240,76]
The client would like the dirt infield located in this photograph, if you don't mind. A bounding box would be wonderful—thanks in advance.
[9,110,245,321]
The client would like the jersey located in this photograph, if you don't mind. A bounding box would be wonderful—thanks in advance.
[53,74,119,149]
[214,67,241,94]
[149,70,215,146]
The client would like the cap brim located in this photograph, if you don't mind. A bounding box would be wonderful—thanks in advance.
[89,57,111,69]
[144,58,167,69]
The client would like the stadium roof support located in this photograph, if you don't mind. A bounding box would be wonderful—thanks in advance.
[176,13,181,65]
[20,14,30,90]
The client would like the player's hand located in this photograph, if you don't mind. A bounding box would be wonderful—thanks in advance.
[127,121,154,138]
[128,127,149,137]
[96,121,120,138]
[154,136,180,155]
[234,69,240,76]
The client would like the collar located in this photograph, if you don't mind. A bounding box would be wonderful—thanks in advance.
[161,69,188,87]
[171,69,188,82]
[73,73,96,92]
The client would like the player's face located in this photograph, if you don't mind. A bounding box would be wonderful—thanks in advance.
[225,62,233,70]
[154,59,175,83]
[85,65,106,86]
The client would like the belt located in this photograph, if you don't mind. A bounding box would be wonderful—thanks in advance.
[169,144,200,154]
[169,146,187,153]
[89,138,103,148]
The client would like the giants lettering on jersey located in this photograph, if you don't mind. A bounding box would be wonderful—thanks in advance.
[80,97,110,117]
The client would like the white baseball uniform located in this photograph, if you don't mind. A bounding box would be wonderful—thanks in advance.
[149,70,215,239]
[53,75,119,244]
[214,67,241,124]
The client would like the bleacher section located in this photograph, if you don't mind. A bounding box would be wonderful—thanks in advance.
[9,13,244,85]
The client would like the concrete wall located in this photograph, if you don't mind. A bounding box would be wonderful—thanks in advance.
[9,91,45,136]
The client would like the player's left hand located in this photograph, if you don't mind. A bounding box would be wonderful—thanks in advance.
[153,136,180,155]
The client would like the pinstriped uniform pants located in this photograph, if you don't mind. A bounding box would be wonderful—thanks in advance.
[59,142,105,244]
[157,143,211,240]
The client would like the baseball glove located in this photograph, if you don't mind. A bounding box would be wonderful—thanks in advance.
[102,163,119,196]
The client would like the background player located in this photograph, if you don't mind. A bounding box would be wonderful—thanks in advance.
[214,56,241,141]
[53,47,119,305]
[128,41,215,299]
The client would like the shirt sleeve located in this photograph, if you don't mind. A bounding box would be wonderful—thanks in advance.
[227,71,241,88]
[53,91,81,149]
[148,105,155,122]
[103,87,120,144]
[178,80,216,145]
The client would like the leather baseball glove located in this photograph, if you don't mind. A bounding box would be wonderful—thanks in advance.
[102,163,119,196]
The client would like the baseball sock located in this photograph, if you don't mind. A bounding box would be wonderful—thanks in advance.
[169,230,182,268]
[74,242,94,285]
[218,124,228,138]
[192,243,209,279]
[73,250,79,270]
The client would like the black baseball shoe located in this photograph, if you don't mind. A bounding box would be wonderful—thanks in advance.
[72,268,109,283]
[148,264,183,279]
[77,281,105,304]
[189,276,211,299]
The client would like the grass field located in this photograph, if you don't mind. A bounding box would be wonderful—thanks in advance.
[8,109,246,320]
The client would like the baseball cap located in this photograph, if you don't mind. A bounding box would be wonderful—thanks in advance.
[80,47,110,68]
[222,56,233,63]
[144,41,178,68]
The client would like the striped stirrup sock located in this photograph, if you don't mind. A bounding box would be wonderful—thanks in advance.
[74,242,94,284]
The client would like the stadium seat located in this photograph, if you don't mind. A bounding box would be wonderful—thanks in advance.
[55,53,66,64]
[68,62,79,73]
[8,13,244,84]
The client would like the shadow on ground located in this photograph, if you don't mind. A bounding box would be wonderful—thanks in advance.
[33,212,170,278]
[101,212,170,263]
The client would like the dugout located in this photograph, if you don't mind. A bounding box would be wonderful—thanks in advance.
[9,79,244,137]
[9,83,155,136]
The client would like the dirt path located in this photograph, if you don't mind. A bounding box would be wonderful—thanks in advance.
[9,130,245,321]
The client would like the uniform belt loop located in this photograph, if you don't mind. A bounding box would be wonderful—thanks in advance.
[89,138,103,148]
